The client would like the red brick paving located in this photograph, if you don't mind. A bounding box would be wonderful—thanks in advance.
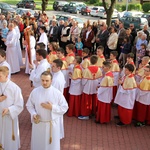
[11,68,150,150]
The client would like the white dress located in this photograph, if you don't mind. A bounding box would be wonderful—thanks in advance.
[5,29,20,74]
[25,36,36,74]
[0,79,24,150]
[14,26,23,66]
[26,85,68,150]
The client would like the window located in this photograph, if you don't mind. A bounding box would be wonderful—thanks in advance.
[118,0,122,2]
[128,0,132,2]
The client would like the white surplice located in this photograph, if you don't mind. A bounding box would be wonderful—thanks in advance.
[0,60,11,79]
[29,59,50,88]
[69,79,82,95]
[38,32,48,51]
[52,70,66,139]
[0,79,24,150]
[25,36,36,74]
[26,85,68,150]
[114,85,137,109]
[14,26,23,66]
[5,29,20,74]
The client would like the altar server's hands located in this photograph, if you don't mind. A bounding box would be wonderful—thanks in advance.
[0,95,7,102]
[41,102,52,110]
[2,108,9,117]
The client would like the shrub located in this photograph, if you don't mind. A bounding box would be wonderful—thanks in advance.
[94,2,103,6]
[115,4,122,11]
[89,0,99,4]
[128,4,135,11]
[142,2,150,12]
[121,5,126,11]
[135,4,142,11]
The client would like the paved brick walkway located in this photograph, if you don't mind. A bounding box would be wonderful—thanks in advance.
[11,68,150,150]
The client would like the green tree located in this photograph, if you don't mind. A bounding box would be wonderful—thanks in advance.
[102,0,116,27]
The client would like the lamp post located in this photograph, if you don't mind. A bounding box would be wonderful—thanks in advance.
[126,0,129,11]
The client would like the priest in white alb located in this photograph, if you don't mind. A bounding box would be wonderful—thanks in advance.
[0,66,24,150]
[4,23,20,74]
[26,71,68,150]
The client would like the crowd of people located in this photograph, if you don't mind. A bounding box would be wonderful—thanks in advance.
[0,10,150,150]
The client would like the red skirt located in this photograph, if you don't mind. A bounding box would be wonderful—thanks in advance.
[67,95,81,117]
[96,101,111,123]
[118,105,133,124]
[146,105,150,125]
[92,94,98,116]
[63,87,69,103]
[80,93,92,116]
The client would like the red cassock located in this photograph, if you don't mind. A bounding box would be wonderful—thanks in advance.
[134,75,150,124]
[96,71,114,123]
[96,101,111,123]
[67,65,82,117]
[118,105,133,124]
[81,65,102,116]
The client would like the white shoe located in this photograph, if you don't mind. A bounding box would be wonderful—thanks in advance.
[78,116,89,120]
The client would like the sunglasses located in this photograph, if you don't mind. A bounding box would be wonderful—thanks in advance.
[130,26,133,27]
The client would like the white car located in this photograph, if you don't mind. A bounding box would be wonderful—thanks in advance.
[98,7,119,18]
[90,6,103,17]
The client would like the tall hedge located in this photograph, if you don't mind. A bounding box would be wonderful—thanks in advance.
[142,2,150,12]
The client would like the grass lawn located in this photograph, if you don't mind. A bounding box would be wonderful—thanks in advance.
[1,0,54,10]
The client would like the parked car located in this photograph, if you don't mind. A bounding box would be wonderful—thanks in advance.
[0,2,16,16]
[16,0,36,10]
[56,14,84,28]
[16,8,37,17]
[141,14,150,26]
[98,8,119,18]
[67,2,86,14]
[81,6,92,15]
[120,16,148,30]
[53,1,69,11]
[62,4,69,12]
[118,11,143,19]
[90,6,103,17]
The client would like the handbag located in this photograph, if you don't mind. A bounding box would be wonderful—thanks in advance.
[61,36,68,42]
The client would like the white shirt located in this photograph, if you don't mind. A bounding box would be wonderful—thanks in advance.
[30,59,50,88]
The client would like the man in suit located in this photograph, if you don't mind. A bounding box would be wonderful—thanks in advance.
[96,23,109,57]
[48,19,58,42]
[117,21,126,59]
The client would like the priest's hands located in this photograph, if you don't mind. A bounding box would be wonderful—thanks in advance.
[33,114,40,124]
[41,102,52,110]
[2,108,9,117]
[0,95,7,102]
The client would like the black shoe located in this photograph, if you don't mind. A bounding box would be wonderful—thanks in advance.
[135,122,145,127]
[116,121,125,127]
[114,116,120,119]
